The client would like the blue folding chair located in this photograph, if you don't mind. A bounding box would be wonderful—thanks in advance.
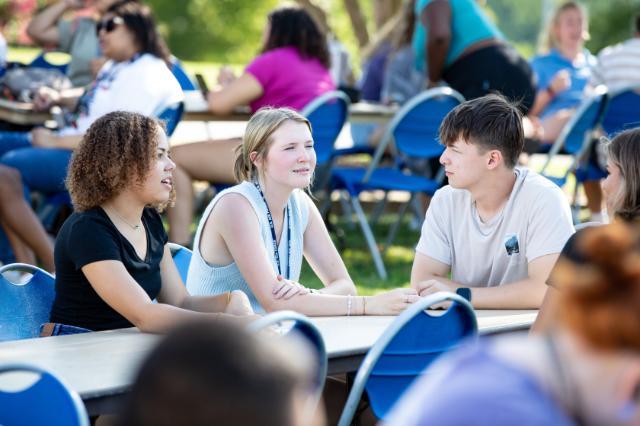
[338,292,477,426]
[601,83,640,137]
[158,101,185,137]
[538,86,608,220]
[330,87,464,279]
[300,91,351,193]
[29,51,69,74]
[0,263,56,341]
[248,311,327,415]
[168,242,192,284]
[169,56,197,91]
[0,363,89,426]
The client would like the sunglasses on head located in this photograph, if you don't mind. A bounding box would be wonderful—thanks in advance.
[96,16,124,35]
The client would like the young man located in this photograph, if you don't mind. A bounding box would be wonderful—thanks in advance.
[411,94,574,309]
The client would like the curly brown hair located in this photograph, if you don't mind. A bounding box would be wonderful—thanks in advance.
[66,111,172,211]
[552,223,640,352]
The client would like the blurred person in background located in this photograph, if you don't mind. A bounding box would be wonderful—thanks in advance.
[27,0,139,86]
[118,319,324,426]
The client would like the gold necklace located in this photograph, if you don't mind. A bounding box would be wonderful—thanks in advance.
[107,205,142,230]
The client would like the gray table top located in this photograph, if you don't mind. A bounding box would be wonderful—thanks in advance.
[0,310,537,403]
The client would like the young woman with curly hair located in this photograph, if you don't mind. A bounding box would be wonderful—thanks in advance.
[0,1,182,269]
[167,6,335,247]
[44,111,253,336]
[388,222,640,425]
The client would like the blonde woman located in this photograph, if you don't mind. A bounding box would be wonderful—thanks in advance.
[529,1,596,143]
[187,107,419,315]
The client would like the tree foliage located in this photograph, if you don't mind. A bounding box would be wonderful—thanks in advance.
[11,0,634,65]
[146,0,278,63]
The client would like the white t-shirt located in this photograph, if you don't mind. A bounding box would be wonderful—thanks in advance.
[415,168,574,287]
[0,33,6,67]
[59,53,183,136]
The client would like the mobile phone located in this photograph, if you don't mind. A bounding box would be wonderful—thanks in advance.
[195,73,209,98]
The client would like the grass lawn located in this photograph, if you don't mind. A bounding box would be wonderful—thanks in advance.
[301,211,419,294]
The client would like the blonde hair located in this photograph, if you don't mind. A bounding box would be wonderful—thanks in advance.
[541,1,589,53]
[233,107,312,183]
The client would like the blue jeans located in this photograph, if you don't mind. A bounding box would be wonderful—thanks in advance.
[39,323,91,336]
[0,130,32,157]
[1,147,72,194]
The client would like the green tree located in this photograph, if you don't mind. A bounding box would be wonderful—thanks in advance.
[147,0,278,63]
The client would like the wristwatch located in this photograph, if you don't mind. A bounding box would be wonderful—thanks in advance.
[456,287,472,302]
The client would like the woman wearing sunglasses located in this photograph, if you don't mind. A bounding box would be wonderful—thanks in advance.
[27,0,140,87]
[0,1,182,270]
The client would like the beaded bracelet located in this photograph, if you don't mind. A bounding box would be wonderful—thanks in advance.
[347,294,352,316]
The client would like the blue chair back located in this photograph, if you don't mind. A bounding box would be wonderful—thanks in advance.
[0,264,56,341]
[158,102,184,137]
[300,91,350,166]
[390,87,464,160]
[248,311,327,409]
[338,292,477,425]
[170,57,196,91]
[601,84,640,137]
[539,86,608,185]
[29,52,68,74]
[0,363,89,426]
[168,243,192,284]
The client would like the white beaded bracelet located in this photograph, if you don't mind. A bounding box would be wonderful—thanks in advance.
[347,294,352,316]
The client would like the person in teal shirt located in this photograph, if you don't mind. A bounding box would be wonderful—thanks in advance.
[413,0,535,112]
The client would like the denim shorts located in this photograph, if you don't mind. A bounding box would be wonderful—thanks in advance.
[40,322,91,337]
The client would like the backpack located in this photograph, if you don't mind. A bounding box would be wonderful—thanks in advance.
[0,67,72,102]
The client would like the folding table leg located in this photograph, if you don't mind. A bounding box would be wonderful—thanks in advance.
[350,196,388,280]
[383,193,413,255]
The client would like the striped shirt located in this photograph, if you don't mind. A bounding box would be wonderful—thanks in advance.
[590,38,640,92]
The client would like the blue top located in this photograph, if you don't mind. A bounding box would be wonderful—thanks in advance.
[412,0,503,72]
[530,48,596,118]
[386,340,575,426]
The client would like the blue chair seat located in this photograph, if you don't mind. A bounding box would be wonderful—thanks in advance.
[329,87,464,279]
[332,167,440,196]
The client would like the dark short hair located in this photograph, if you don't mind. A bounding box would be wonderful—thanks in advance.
[439,94,524,168]
[107,1,170,64]
[263,7,330,69]
[117,320,308,426]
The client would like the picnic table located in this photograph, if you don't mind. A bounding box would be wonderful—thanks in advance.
[0,98,51,126]
[181,91,397,125]
[0,310,537,415]
[0,93,397,128]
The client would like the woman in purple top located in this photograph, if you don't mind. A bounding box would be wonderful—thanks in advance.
[168,7,335,246]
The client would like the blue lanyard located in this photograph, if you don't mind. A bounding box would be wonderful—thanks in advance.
[254,181,291,279]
